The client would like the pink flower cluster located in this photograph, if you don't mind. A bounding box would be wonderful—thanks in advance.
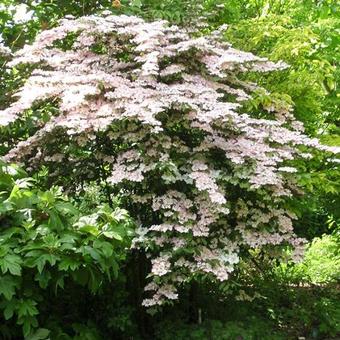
[0,14,338,306]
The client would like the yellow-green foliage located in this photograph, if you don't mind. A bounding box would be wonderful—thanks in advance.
[303,234,340,283]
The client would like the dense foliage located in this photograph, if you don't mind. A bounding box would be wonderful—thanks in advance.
[0,1,339,339]
[0,161,133,338]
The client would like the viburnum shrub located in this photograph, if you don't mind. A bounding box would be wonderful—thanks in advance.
[0,14,338,307]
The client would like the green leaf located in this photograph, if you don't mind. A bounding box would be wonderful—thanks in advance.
[26,254,59,274]
[88,267,101,293]
[17,315,38,338]
[26,328,50,340]
[17,299,38,318]
[82,246,101,261]
[0,254,22,276]
[102,224,123,240]
[0,172,15,188]
[0,245,10,257]
[59,233,78,244]
[2,298,18,320]
[111,259,119,278]
[0,199,13,213]
[74,215,98,231]
[59,233,79,250]
[93,240,113,258]
[42,233,60,248]
[48,209,64,230]
[78,225,100,236]
[130,0,142,8]
[60,242,75,251]
[58,257,80,271]
[39,190,55,205]
[8,184,21,200]
[55,201,79,216]
[34,271,51,289]
[111,207,130,222]
[0,275,18,300]
[74,215,100,236]
[54,274,65,294]
[102,230,121,239]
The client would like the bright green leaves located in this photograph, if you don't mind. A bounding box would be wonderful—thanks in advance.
[69,204,133,281]
[74,204,133,241]
[0,254,22,276]
[74,215,100,236]
[0,162,134,338]
[225,12,339,135]
[102,225,123,240]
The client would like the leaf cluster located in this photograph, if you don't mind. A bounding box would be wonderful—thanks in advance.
[0,161,133,338]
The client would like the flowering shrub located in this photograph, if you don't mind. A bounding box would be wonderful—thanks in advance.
[0,14,338,307]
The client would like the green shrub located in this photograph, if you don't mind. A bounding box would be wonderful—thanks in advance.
[0,161,134,338]
[304,234,340,283]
